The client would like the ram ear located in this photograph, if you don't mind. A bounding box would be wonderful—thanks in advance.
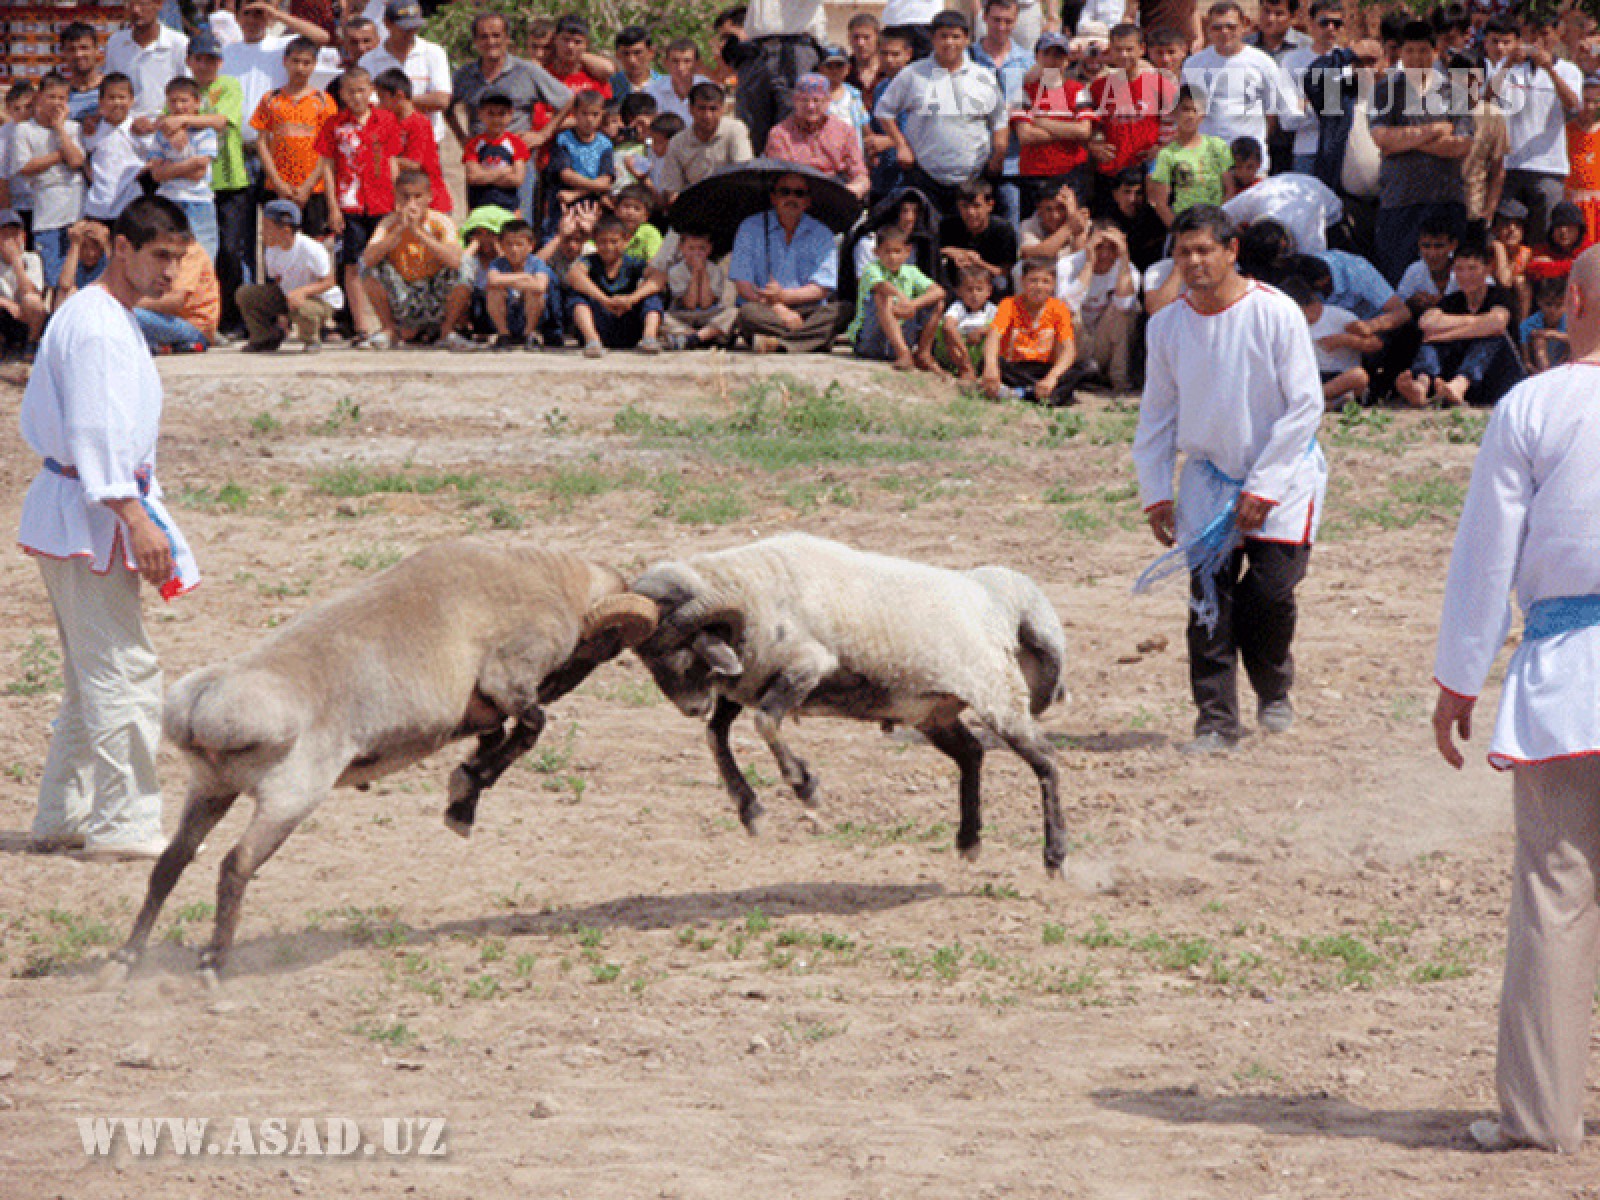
[692,631,743,677]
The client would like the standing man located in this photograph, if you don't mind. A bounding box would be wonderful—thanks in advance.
[1433,245,1600,1156]
[447,12,571,144]
[875,11,1009,220]
[360,1,451,145]
[105,0,189,119]
[60,22,107,122]
[19,195,199,861]
[738,0,827,154]
[1181,1,1303,169]
[1132,205,1326,753]
[1488,14,1582,247]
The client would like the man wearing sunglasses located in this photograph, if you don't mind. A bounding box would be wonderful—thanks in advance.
[729,172,848,353]
[1281,0,1348,176]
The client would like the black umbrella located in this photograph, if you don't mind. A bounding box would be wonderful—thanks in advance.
[668,157,864,256]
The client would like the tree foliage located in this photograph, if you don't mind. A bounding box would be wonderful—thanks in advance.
[425,0,732,64]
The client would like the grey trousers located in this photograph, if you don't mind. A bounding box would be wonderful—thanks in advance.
[735,301,849,354]
[1496,755,1600,1153]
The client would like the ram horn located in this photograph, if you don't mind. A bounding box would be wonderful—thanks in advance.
[581,594,660,647]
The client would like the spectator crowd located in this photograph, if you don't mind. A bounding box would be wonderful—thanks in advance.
[0,0,1595,407]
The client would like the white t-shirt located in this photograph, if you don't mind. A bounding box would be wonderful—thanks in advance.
[266,232,344,310]
[1220,173,1343,254]
[222,35,292,146]
[13,120,86,231]
[362,38,452,143]
[880,0,945,25]
[744,0,828,40]
[946,297,997,345]
[1076,0,1124,30]
[0,251,44,302]
[104,25,190,117]
[1395,259,1460,304]
[1182,44,1301,164]
[83,118,152,221]
[1280,44,1324,159]
[1498,59,1584,176]
[1056,250,1141,324]
[0,124,34,211]
[1307,301,1361,374]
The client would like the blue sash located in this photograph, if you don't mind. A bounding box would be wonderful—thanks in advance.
[1524,595,1600,642]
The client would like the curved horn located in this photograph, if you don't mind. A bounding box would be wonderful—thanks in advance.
[680,603,745,640]
[581,594,660,648]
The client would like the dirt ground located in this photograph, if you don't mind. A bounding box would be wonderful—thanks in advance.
[0,346,1593,1199]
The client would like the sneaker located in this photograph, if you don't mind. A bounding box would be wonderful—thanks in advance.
[637,337,662,355]
[663,333,690,352]
[355,331,393,352]
[523,335,542,353]
[491,334,519,352]
[75,837,169,863]
[1179,731,1237,756]
[301,338,322,354]
[1468,1119,1533,1152]
[241,333,285,354]
[440,331,477,353]
[583,341,605,359]
[1258,698,1294,734]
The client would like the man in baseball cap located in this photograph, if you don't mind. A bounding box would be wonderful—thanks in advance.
[383,1,425,31]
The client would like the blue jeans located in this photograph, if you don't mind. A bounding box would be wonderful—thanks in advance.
[853,304,935,361]
[1411,334,1524,406]
[134,309,208,350]
[35,226,70,289]
[567,293,663,348]
[1292,154,1318,176]
[177,199,218,262]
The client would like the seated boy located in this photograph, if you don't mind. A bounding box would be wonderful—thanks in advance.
[846,224,946,372]
[564,211,663,357]
[1395,239,1524,408]
[485,217,553,351]
[1520,275,1568,373]
[461,91,530,213]
[535,199,602,348]
[439,206,515,351]
[980,257,1077,405]
[133,235,219,353]
[614,92,657,192]
[1282,275,1379,410]
[1490,198,1530,314]
[1056,221,1139,391]
[613,183,663,262]
[359,167,464,349]
[940,263,997,381]
[0,208,45,357]
[1395,216,1459,317]
[236,198,342,353]
[659,226,736,350]
[940,177,1018,297]
[52,217,109,308]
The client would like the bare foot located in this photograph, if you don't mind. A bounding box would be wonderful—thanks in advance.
[1395,373,1430,408]
[892,353,916,371]
[1436,377,1469,407]
[914,350,947,376]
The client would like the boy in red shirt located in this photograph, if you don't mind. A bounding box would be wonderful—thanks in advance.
[1012,32,1093,213]
[315,66,403,347]
[980,258,1078,405]
[373,68,451,214]
[1089,24,1176,205]
[461,92,530,213]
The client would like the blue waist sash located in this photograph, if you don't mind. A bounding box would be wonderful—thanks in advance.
[1524,595,1600,642]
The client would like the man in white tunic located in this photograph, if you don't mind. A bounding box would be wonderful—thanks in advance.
[1133,204,1327,753]
[1432,244,1600,1155]
[19,195,200,861]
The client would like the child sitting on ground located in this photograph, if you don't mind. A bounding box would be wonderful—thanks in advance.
[440,206,515,351]
[847,224,946,372]
[981,257,1077,405]
[485,217,553,351]
[0,208,46,357]
[564,211,663,357]
[1396,216,1459,316]
[235,197,341,353]
[659,226,736,350]
[1490,198,1531,319]
[940,264,997,382]
[1521,275,1569,373]
[1283,275,1379,410]
[536,198,601,347]
[613,182,662,261]
[1221,136,1262,200]
[939,177,1018,297]
[460,90,530,214]
[1524,199,1588,300]
[1396,238,1523,408]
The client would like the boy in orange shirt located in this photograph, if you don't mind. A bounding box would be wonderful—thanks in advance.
[981,258,1077,405]
[251,36,337,237]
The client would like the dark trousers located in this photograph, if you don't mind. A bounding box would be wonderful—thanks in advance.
[214,185,256,334]
[1188,539,1311,738]
[1412,333,1525,406]
[1001,358,1078,406]
[901,165,965,223]
[1501,169,1566,247]
[1374,201,1465,285]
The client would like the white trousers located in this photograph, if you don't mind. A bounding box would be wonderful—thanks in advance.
[1497,755,1600,1153]
[32,555,164,849]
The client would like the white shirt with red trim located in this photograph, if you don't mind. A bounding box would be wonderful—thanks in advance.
[17,285,199,594]
[1134,280,1327,546]
[1434,364,1600,769]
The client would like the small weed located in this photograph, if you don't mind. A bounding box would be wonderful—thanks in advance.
[480,938,506,964]
[529,725,578,775]
[742,764,774,789]
[1079,916,1129,949]
[1042,923,1066,946]
[465,976,500,1000]
[7,635,61,697]
[975,882,1021,901]
[744,909,772,935]
[249,411,281,434]
[1234,1060,1281,1085]
[589,962,622,984]
[1298,933,1384,988]
[575,926,605,951]
[352,1020,415,1046]
[513,954,537,978]
[315,396,362,434]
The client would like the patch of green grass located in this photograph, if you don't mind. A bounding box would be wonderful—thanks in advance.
[249,411,281,434]
[487,501,524,530]
[6,634,61,697]
[589,961,622,984]
[465,975,500,1000]
[1042,923,1066,946]
[1297,933,1384,988]
[315,396,362,434]
[1337,475,1467,534]
[351,1020,414,1045]
[18,907,117,976]
[1410,937,1478,983]
[975,882,1021,901]
[744,909,772,935]
[1078,916,1129,950]
[671,485,748,526]
[310,467,487,500]
[173,483,250,513]
[344,545,404,572]
[821,820,951,849]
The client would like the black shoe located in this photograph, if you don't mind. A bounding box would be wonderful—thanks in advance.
[241,333,285,354]
[491,334,519,352]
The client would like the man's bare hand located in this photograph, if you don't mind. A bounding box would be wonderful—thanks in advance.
[1235,493,1272,532]
[1146,500,1176,546]
[1432,686,1474,769]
